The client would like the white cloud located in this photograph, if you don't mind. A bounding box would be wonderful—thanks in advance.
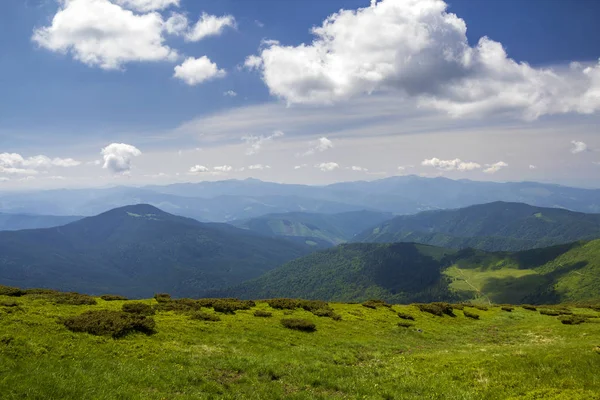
[422,157,481,171]
[397,166,406,171]
[87,160,102,166]
[174,56,226,85]
[294,164,307,170]
[165,12,188,35]
[483,161,508,174]
[189,165,209,173]
[255,20,264,28]
[248,164,271,170]
[246,0,600,119]
[350,166,368,172]
[224,90,238,97]
[570,140,588,154]
[315,162,339,171]
[241,130,284,155]
[213,165,233,172]
[185,13,235,42]
[114,0,179,12]
[0,153,80,176]
[32,0,178,70]
[529,164,537,169]
[20,176,36,182]
[0,177,9,182]
[49,175,66,180]
[101,143,142,174]
[301,137,334,156]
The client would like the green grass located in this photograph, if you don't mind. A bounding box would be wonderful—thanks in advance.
[1,293,600,399]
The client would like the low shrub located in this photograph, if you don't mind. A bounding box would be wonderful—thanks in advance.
[397,321,413,328]
[539,309,561,316]
[362,299,391,309]
[197,298,241,308]
[0,300,20,307]
[463,310,480,320]
[560,315,588,325]
[62,310,155,338]
[452,304,465,310]
[267,298,300,310]
[0,285,25,297]
[332,314,342,321]
[281,318,316,332]
[501,306,514,312]
[417,303,455,317]
[522,305,537,311]
[154,298,201,313]
[212,300,254,314]
[122,302,155,316]
[397,312,415,321]
[471,304,488,311]
[154,293,171,303]
[299,300,329,312]
[52,293,97,306]
[101,295,128,301]
[23,288,60,296]
[253,310,272,318]
[190,311,220,322]
[310,308,341,320]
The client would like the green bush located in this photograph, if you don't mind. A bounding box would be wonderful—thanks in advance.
[501,306,514,312]
[267,298,300,310]
[522,305,537,311]
[197,298,241,308]
[416,303,455,317]
[101,295,128,301]
[52,293,97,306]
[398,312,415,321]
[0,285,25,297]
[452,304,465,310]
[253,310,273,318]
[397,321,413,328]
[560,315,588,325]
[332,313,342,321]
[311,308,341,320]
[154,293,171,303]
[463,310,480,320]
[539,309,561,316]
[299,300,329,312]
[23,288,60,295]
[62,310,156,338]
[190,311,220,322]
[212,300,253,314]
[122,302,155,316]
[362,299,391,309]
[471,304,488,311]
[281,318,316,332]
[154,298,201,313]
[0,300,20,307]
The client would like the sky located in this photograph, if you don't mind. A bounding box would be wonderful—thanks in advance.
[1,0,600,190]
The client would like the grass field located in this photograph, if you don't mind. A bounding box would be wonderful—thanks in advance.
[1,293,600,399]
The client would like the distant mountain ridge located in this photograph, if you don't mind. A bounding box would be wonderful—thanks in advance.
[353,201,600,251]
[0,204,313,297]
[0,212,81,231]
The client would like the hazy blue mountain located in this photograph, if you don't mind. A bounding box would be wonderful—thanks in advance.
[354,201,600,251]
[230,210,393,245]
[0,212,81,231]
[0,204,313,297]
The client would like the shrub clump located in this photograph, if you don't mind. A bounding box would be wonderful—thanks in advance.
[416,303,456,317]
[560,315,588,325]
[539,309,561,316]
[190,311,221,322]
[154,293,171,303]
[212,300,254,314]
[122,302,155,316]
[299,300,329,312]
[0,300,20,307]
[522,305,537,311]
[281,318,316,332]
[101,295,128,301]
[52,293,97,306]
[267,298,300,310]
[62,310,156,338]
[0,285,26,297]
[471,304,488,311]
[310,308,342,320]
[452,303,465,310]
[398,312,415,321]
[397,321,413,328]
[463,310,480,320]
[154,298,201,313]
[253,310,273,318]
[362,299,391,309]
[501,306,514,312]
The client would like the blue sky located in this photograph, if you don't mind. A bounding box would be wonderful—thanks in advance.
[1,0,599,189]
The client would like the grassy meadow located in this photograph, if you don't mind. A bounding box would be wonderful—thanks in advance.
[1,291,600,399]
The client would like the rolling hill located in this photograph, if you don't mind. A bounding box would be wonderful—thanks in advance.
[0,212,81,231]
[223,240,600,305]
[0,204,313,297]
[354,201,600,251]
[230,210,393,245]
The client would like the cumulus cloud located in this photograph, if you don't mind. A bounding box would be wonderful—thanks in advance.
[174,56,226,85]
[213,165,233,172]
[483,161,508,174]
[189,165,209,173]
[246,0,600,119]
[185,13,235,42]
[300,137,334,156]
[421,157,481,171]
[241,130,284,155]
[350,166,368,172]
[101,143,142,174]
[224,90,237,97]
[570,140,588,154]
[32,0,179,70]
[529,164,537,169]
[315,162,339,171]
[114,0,179,12]
[0,153,80,175]
[248,164,271,170]
[294,164,307,170]
[165,12,188,35]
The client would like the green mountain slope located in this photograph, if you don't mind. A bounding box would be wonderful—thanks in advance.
[225,240,600,304]
[230,210,393,245]
[354,201,600,251]
[0,212,81,231]
[0,204,312,298]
